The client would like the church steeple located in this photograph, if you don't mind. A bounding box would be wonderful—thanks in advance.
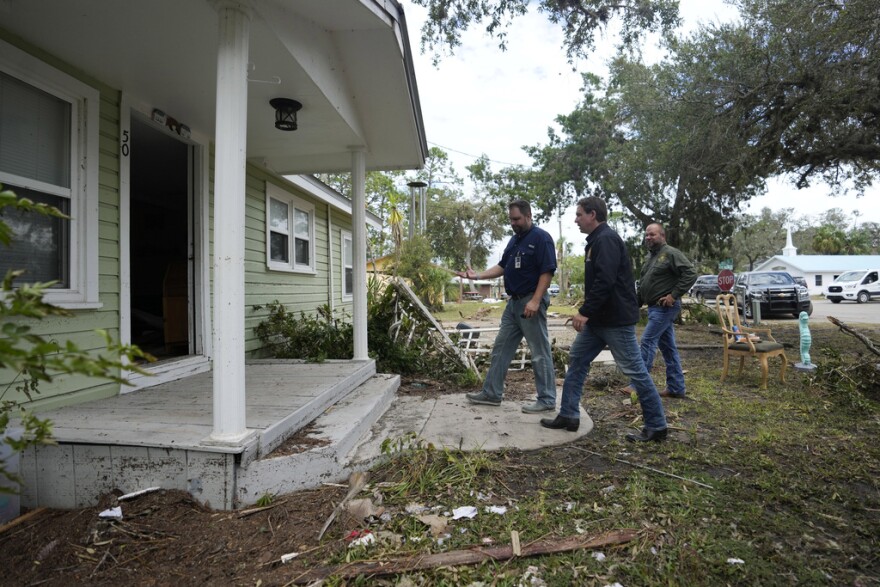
[782,226,797,257]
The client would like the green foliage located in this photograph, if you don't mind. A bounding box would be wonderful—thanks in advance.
[378,432,496,499]
[412,0,679,64]
[253,302,353,362]
[396,236,450,311]
[1,184,154,495]
[813,347,880,409]
[681,302,720,326]
[255,492,275,507]
[253,278,477,383]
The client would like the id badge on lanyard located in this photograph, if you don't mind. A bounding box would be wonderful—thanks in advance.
[515,252,522,269]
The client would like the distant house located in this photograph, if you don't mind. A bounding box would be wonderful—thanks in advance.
[753,229,880,294]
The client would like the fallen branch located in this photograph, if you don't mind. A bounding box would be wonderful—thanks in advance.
[570,447,714,490]
[236,500,286,518]
[827,316,880,357]
[0,507,48,535]
[288,529,637,584]
[317,471,367,540]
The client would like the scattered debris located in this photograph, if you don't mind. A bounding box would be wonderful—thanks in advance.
[727,557,745,565]
[288,529,638,583]
[347,530,376,548]
[317,471,368,540]
[485,505,507,515]
[98,507,122,520]
[416,514,448,537]
[280,552,300,564]
[0,507,47,535]
[118,487,161,501]
[452,506,478,520]
[571,447,714,490]
[592,551,606,561]
[345,498,385,521]
[236,500,287,518]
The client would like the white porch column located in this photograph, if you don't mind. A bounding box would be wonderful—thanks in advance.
[210,2,251,442]
[350,148,369,360]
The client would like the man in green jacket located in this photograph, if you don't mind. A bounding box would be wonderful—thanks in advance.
[635,223,698,398]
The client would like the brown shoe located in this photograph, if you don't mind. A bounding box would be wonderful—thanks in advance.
[618,386,633,395]
[658,389,685,399]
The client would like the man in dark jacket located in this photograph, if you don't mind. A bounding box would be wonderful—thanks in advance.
[540,196,668,442]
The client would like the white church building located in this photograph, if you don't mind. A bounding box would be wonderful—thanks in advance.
[753,228,880,295]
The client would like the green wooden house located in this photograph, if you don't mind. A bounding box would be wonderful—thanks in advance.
[1,0,427,509]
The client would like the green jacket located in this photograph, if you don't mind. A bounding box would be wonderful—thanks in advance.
[637,243,697,306]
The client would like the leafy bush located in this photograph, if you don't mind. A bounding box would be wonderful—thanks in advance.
[253,302,353,362]
[813,346,880,409]
[253,277,477,383]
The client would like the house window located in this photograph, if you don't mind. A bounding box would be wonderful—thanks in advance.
[0,42,100,307]
[815,275,822,286]
[341,230,353,298]
[266,183,314,273]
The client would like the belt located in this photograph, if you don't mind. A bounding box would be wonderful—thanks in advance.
[509,292,535,300]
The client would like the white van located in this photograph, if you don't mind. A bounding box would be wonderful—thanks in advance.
[824,270,880,303]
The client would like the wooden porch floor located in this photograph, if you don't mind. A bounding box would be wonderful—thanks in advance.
[38,359,376,456]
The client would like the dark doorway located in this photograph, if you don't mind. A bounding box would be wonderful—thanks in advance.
[129,116,192,360]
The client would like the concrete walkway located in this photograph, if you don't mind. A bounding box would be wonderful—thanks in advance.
[351,349,614,463]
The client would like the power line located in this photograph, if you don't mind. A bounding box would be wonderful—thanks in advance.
[427,140,532,168]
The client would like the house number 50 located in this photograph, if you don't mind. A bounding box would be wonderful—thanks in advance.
[121,130,130,157]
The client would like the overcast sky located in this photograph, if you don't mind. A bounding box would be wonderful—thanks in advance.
[402,0,880,263]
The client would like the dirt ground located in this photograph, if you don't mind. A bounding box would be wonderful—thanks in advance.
[1,320,877,586]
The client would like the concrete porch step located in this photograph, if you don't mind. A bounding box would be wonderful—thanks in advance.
[235,374,399,505]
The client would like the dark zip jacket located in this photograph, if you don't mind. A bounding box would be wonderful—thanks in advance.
[578,222,640,327]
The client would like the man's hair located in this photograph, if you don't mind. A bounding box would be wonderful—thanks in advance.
[647,222,666,236]
[577,196,607,222]
[508,199,532,217]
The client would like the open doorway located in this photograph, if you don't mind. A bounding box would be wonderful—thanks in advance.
[129,116,193,360]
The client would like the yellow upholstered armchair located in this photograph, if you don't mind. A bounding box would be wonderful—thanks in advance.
[715,294,787,389]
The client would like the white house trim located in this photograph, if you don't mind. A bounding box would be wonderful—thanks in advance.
[209,3,252,444]
[351,147,368,360]
[0,38,100,308]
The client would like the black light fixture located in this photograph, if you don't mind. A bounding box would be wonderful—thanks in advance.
[270,98,302,131]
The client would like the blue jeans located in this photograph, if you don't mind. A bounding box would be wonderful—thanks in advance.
[640,301,686,396]
[481,295,556,406]
[560,323,667,431]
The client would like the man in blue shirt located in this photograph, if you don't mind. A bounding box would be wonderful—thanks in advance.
[456,200,557,413]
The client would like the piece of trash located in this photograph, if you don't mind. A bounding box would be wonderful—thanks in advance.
[348,531,375,548]
[592,552,606,561]
[346,498,385,521]
[405,503,427,514]
[474,491,492,502]
[98,506,122,519]
[374,530,403,547]
[416,514,448,537]
[520,564,546,586]
[118,487,161,501]
[280,552,299,564]
[452,506,478,520]
[603,583,624,587]
[485,505,507,515]
[379,512,392,522]
[651,547,658,555]
[727,557,745,565]
[481,537,494,544]
[600,485,616,495]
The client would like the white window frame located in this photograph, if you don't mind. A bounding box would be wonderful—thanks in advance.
[0,39,100,308]
[265,183,315,274]
[341,229,353,300]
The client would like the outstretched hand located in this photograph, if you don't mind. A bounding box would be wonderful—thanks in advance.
[456,266,477,280]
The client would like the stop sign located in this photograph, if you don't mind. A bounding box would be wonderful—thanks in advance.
[718,269,735,292]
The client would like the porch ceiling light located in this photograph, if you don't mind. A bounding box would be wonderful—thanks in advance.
[270,98,302,131]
